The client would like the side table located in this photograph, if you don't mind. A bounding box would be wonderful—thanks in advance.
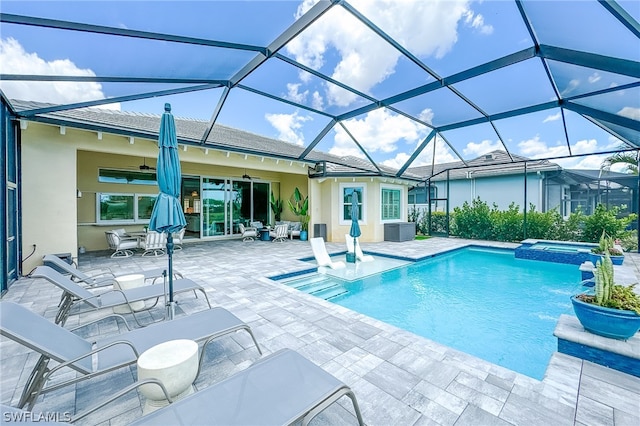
[113,274,146,313]
[137,339,199,414]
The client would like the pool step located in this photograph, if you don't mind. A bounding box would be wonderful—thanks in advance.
[312,285,348,300]
[281,275,349,300]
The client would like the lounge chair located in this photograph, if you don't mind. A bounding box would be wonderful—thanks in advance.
[238,223,258,241]
[42,254,183,288]
[310,238,346,269]
[344,234,374,262]
[30,266,211,327]
[0,301,261,411]
[74,348,363,425]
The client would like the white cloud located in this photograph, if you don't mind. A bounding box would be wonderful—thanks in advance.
[265,111,312,145]
[288,0,481,107]
[561,79,580,97]
[311,91,324,111]
[332,109,427,158]
[463,139,502,157]
[543,112,561,123]
[0,37,119,109]
[381,135,457,169]
[285,83,308,104]
[588,72,601,84]
[619,106,640,121]
[418,108,434,125]
[518,135,571,158]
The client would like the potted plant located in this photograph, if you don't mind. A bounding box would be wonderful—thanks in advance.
[270,191,283,222]
[571,252,640,340]
[590,230,624,265]
[288,187,309,241]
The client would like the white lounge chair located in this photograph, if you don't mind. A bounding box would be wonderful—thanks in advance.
[238,223,258,241]
[310,238,346,269]
[344,234,374,262]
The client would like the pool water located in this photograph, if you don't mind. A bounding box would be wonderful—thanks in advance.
[285,247,582,380]
[530,242,594,252]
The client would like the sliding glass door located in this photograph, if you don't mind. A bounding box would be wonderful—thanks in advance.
[201,177,270,237]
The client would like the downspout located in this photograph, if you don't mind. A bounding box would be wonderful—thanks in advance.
[523,163,528,240]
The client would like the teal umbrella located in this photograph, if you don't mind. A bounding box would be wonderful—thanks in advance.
[149,103,186,318]
[348,191,361,263]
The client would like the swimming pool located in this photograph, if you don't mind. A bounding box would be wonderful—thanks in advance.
[281,247,581,380]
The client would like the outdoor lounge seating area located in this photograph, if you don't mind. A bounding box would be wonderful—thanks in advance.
[2,238,639,425]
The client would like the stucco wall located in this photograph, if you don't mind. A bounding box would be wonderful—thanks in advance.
[22,124,78,273]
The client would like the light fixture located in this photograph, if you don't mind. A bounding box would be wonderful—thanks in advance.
[191,190,198,197]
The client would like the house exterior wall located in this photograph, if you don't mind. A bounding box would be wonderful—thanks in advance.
[21,124,78,274]
[20,121,413,271]
[431,173,545,212]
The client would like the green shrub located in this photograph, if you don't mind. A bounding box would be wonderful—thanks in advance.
[552,209,585,241]
[491,202,523,242]
[430,211,449,234]
[583,204,626,242]
[525,205,558,240]
[452,198,494,240]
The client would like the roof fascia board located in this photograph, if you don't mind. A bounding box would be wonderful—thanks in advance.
[538,45,640,78]
[15,84,221,117]
[21,115,326,163]
[597,0,640,38]
[0,13,266,54]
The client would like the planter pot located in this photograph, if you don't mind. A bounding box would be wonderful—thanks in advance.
[571,295,640,340]
[589,253,624,266]
[300,230,308,241]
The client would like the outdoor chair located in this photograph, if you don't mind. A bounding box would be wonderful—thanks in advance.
[310,238,346,269]
[250,221,264,229]
[344,234,374,262]
[238,223,258,241]
[42,254,183,288]
[269,223,289,242]
[71,348,363,426]
[171,227,186,250]
[140,231,167,257]
[105,231,139,258]
[0,301,261,411]
[288,221,302,240]
[30,266,211,327]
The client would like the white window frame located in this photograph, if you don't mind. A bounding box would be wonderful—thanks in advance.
[380,184,404,223]
[96,192,158,224]
[339,183,367,225]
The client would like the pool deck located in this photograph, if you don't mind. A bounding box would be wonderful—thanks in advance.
[1,237,639,425]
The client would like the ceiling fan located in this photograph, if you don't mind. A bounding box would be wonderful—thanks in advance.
[139,158,156,171]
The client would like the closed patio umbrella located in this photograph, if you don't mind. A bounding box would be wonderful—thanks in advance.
[149,103,186,319]
[348,191,361,263]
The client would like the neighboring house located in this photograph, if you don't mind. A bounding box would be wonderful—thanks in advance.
[407,150,638,218]
[6,99,422,275]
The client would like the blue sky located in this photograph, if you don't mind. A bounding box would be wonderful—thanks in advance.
[1,0,638,172]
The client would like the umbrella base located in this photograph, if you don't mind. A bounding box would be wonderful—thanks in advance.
[166,301,176,320]
[346,252,357,263]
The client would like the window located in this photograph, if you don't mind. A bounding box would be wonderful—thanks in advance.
[97,193,158,223]
[381,188,401,220]
[340,184,365,224]
[98,169,157,185]
[408,185,437,204]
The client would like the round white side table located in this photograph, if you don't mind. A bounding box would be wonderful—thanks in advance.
[137,339,199,414]
[113,274,146,313]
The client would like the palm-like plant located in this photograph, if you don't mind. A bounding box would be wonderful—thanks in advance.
[601,152,639,175]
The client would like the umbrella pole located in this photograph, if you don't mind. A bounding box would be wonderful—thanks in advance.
[166,232,175,320]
